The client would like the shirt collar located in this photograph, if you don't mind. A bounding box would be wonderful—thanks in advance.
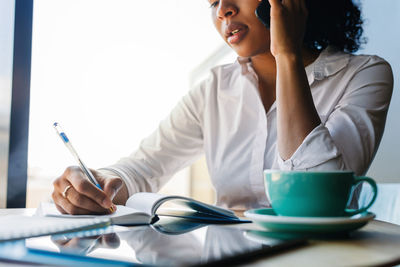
[305,46,351,84]
[236,56,253,75]
[236,46,351,84]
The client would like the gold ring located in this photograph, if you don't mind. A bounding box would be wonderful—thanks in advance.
[62,185,72,198]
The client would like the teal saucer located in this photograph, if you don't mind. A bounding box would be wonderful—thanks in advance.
[244,208,375,233]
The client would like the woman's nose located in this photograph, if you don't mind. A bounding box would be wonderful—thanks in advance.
[216,1,238,20]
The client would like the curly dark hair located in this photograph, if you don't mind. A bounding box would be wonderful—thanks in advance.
[304,0,366,53]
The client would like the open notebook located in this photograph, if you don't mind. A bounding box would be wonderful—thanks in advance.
[38,192,247,225]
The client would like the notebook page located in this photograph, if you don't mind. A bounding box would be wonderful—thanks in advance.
[126,192,168,215]
[37,202,144,218]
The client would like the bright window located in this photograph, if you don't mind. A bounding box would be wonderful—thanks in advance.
[27,0,235,207]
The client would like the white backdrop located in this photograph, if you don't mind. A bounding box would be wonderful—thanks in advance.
[361,0,400,182]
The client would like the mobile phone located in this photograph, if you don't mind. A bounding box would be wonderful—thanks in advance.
[255,0,271,28]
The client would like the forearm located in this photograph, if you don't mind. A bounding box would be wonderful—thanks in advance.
[276,52,321,160]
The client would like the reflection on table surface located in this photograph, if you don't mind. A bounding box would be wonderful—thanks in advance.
[23,216,305,266]
[1,210,400,266]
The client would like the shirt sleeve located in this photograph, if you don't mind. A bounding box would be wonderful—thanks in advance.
[278,56,394,175]
[99,80,208,196]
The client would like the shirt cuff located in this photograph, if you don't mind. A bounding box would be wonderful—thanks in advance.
[277,124,342,170]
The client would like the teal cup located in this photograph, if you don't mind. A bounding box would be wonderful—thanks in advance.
[264,170,378,217]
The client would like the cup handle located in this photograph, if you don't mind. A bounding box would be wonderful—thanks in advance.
[344,176,378,216]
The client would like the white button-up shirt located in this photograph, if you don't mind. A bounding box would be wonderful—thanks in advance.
[102,46,393,210]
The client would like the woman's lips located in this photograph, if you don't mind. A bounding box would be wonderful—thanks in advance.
[227,27,249,45]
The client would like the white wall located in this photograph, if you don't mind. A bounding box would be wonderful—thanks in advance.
[361,0,400,182]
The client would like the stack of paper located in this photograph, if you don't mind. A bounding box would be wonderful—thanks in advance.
[0,215,110,241]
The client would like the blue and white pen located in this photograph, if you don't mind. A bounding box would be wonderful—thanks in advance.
[53,122,102,190]
[53,122,114,212]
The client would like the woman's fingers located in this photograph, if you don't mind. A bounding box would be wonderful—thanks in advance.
[288,0,307,15]
[283,0,307,14]
[53,171,108,212]
[52,166,115,215]
[64,166,113,209]
[52,190,99,215]
[281,0,294,9]
[275,0,304,12]
[267,0,307,57]
[62,184,111,213]
[54,203,68,214]
[268,0,283,8]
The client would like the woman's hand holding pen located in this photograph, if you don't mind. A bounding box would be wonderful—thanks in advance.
[52,166,126,215]
[267,0,308,58]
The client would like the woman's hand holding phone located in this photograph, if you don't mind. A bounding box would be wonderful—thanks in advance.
[261,0,321,161]
[263,0,308,58]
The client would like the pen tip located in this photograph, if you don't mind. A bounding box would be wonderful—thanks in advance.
[53,122,58,127]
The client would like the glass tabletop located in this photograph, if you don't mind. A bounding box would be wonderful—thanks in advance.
[0,216,307,266]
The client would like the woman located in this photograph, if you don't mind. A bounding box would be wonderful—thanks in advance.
[52,0,393,214]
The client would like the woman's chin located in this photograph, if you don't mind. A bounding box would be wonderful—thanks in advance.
[226,36,270,58]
